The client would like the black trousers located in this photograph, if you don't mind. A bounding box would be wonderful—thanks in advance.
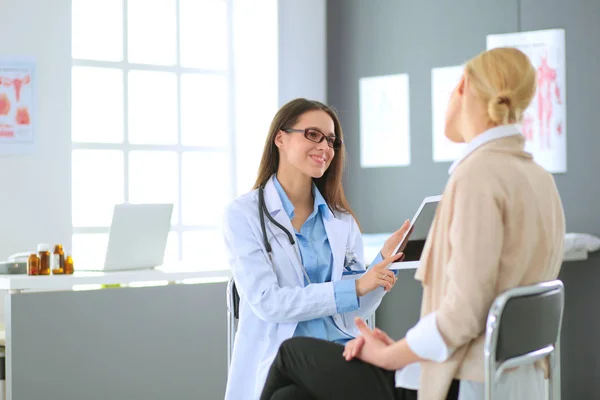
[260,337,460,400]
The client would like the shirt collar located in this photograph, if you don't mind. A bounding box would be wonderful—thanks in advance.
[448,124,522,175]
[272,175,331,221]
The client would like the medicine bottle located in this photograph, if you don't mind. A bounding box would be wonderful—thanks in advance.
[52,244,65,274]
[37,244,51,276]
[64,255,74,275]
[27,253,40,275]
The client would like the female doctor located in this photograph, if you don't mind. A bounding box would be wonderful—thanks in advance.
[223,98,409,400]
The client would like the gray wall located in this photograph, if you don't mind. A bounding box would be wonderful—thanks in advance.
[327,0,600,397]
[278,0,327,105]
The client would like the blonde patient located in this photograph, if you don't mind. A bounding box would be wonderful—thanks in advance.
[259,47,565,400]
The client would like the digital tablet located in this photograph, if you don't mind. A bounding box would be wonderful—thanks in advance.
[388,195,441,270]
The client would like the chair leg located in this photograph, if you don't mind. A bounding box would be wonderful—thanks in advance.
[484,354,495,400]
[548,343,561,400]
[227,309,233,371]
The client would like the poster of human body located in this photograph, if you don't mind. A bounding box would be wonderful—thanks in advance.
[487,29,566,173]
[0,57,35,154]
[359,74,410,168]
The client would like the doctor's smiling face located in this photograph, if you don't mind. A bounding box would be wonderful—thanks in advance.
[253,98,356,220]
[275,110,337,178]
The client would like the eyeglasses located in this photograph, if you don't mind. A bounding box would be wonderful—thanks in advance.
[283,128,343,150]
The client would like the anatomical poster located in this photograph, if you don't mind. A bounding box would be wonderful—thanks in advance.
[0,56,35,154]
[431,65,466,162]
[359,73,410,168]
[487,29,566,173]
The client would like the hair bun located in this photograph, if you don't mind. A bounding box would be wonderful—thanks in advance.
[488,90,514,124]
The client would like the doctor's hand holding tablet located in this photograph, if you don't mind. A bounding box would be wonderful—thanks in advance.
[355,219,410,295]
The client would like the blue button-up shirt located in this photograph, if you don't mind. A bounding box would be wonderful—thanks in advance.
[273,176,360,344]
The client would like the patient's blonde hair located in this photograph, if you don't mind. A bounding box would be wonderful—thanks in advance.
[465,47,537,125]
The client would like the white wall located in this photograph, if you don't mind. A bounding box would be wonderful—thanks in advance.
[0,0,327,259]
[232,0,327,195]
[0,0,72,260]
[278,0,327,105]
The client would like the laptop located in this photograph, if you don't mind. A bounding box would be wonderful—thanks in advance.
[80,203,173,272]
[389,195,441,270]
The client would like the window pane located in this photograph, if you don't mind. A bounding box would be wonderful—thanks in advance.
[72,67,123,143]
[180,0,227,70]
[182,230,227,270]
[128,71,178,145]
[72,0,123,61]
[128,0,176,65]
[163,231,180,264]
[181,152,231,226]
[181,74,228,147]
[128,150,178,224]
[72,150,124,227]
[72,233,109,270]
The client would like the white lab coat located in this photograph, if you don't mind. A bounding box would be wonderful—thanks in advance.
[222,176,386,400]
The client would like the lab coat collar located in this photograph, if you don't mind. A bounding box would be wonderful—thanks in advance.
[448,124,522,175]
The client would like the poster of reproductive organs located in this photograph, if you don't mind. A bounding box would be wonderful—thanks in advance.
[0,58,35,153]
[487,29,567,173]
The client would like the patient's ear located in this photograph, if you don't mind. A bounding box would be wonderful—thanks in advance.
[457,74,466,96]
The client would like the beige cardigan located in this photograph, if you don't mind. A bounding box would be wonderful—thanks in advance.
[414,135,565,399]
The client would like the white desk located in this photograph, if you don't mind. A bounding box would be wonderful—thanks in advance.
[0,267,234,400]
[0,266,232,292]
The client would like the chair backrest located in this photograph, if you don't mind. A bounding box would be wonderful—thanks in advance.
[226,277,240,370]
[230,279,240,319]
[496,287,563,363]
[485,279,564,384]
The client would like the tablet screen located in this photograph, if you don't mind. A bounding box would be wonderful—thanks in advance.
[394,200,439,262]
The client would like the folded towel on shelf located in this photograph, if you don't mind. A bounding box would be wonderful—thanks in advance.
[564,233,600,253]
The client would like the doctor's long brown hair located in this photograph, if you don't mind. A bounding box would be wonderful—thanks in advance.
[253,98,358,224]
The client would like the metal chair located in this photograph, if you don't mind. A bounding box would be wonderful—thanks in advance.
[226,277,376,369]
[484,280,565,400]
[226,277,240,371]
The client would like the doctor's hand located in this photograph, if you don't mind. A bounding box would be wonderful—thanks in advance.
[355,252,401,296]
[381,219,411,258]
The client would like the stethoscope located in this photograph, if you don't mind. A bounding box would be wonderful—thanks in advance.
[258,182,363,282]
[259,182,313,283]
[258,182,296,257]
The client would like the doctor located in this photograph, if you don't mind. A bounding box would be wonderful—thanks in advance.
[223,98,409,400]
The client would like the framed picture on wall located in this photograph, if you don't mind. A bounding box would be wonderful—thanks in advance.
[0,56,36,155]
[487,29,567,174]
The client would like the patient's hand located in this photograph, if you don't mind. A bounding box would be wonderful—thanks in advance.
[345,318,421,371]
[381,220,410,258]
[372,328,396,346]
[343,319,395,361]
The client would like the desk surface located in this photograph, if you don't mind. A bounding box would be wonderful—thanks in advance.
[0,265,232,291]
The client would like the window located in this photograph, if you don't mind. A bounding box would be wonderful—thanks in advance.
[71,0,232,270]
